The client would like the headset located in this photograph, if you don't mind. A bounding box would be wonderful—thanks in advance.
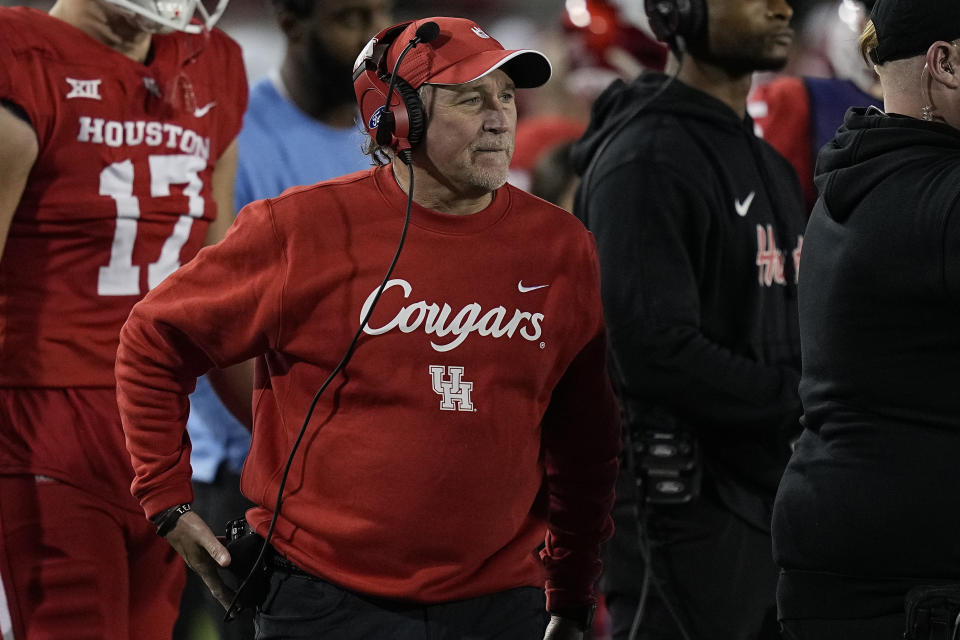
[224,22,440,620]
[353,21,441,162]
[643,0,707,56]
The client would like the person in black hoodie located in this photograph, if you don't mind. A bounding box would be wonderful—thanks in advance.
[571,1,805,639]
[772,1,960,639]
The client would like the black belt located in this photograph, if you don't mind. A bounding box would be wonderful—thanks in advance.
[268,552,318,580]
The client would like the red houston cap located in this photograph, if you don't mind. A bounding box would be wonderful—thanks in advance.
[386,17,552,89]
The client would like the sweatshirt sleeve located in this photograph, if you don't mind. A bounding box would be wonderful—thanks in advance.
[587,158,801,429]
[540,237,621,610]
[116,199,286,518]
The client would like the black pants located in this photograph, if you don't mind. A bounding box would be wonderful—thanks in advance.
[779,615,903,640]
[255,567,549,640]
[776,576,960,640]
[605,494,779,640]
[174,464,255,640]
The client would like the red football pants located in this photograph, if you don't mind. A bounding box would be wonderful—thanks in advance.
[0,476,185,640]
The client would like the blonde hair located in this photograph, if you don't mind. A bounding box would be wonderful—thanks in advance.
[859,19,879,66]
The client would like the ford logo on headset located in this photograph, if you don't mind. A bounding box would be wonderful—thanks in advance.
[369,105,386,130]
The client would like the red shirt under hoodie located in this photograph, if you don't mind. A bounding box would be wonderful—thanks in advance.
[115,165,620,609]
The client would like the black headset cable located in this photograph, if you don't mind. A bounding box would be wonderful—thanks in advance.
[224,154,416,623]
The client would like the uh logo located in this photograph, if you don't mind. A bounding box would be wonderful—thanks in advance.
[429,366,475,412]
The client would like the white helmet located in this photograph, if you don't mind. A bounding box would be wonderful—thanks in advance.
[102,0,229,34]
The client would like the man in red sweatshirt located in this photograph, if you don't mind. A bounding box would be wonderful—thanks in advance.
[115,16,620,640]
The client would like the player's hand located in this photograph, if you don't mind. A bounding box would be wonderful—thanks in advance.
[543,615,585,640]
[164,511,235,609]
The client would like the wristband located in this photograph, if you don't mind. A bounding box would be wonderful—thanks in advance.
[154,503,192,537]
[549,603,596,631]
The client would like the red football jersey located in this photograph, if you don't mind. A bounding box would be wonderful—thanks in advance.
[749,77,814,209]
[0,7,247,387]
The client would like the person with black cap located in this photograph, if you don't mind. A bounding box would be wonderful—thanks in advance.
[113,15,620,640]
[571,0,806,638]
[772,1,960,638]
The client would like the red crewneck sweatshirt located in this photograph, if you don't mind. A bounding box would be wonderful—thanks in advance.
[116,166,620,609]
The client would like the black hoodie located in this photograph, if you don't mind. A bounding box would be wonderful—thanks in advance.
[571,73,806,553]
[773,107,960,618]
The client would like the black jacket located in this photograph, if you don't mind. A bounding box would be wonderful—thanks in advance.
[572,74,805,588]
[773,107,960,617]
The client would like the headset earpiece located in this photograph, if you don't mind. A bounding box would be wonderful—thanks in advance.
[353,21,427,155]
[644,0,706,52]
[392,78,426,148]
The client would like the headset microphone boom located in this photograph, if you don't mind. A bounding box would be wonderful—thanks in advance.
[354,20,440,163]
[376,21,440,161]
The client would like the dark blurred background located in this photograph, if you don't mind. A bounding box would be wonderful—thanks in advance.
[1,0,843,82]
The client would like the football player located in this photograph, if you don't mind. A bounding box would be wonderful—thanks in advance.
[0,0,246,637]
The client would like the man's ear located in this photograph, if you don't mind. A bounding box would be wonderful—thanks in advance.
[275,9,304,43]
[926,41,960,88]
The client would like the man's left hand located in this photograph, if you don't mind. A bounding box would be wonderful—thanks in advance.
[543,615,585,640]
